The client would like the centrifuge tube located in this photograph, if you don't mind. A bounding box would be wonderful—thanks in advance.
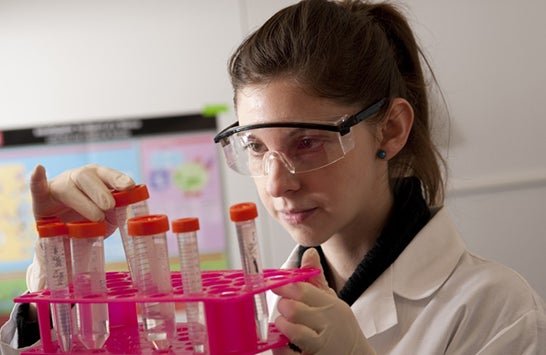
[172,217,208,353]
[127,214,175,352]
[37,222,72,353]
[67,220,110,351]
[112,184,150,282]
[36,217,72,284]
[229,202,269,342]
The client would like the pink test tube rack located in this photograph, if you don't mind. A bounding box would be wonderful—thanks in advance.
[14,268,319,355]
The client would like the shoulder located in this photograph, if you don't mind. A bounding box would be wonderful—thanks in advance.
[417,207,543,310]
[436,252,546,353]
[451,251,544,311]
[401,206,544,328]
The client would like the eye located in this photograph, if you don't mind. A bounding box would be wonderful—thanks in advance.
[242,140,267,155]
[295,136,325,151]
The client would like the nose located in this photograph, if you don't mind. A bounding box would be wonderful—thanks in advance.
[263,151,295,175]
[263,152,300,197]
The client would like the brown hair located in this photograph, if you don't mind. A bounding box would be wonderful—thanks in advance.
[229,0,446,205]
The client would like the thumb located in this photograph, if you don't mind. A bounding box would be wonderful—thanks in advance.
[30,165,50,206]
[30,165,58,219]
[301,248,332,293]
[30,165,48,197]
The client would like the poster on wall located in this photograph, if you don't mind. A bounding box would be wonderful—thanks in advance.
[0,113,228,317]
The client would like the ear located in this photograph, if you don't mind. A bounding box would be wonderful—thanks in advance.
[378,98,414,159]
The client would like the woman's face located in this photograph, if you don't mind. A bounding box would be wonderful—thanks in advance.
[236,79,391,247]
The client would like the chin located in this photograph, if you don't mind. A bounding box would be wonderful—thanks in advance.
[287,227,327,247]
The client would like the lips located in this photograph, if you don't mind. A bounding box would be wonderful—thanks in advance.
[278,207,317,224]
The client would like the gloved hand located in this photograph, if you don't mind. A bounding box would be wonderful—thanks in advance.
[31,164,134,224]
[26,164,135,292]
[272,248,377,355]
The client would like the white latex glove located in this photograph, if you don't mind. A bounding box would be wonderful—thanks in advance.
[26,164,135,292]
[30,164,134,224]
[272,248,376,355]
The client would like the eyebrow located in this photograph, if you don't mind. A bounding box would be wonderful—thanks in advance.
[241,125,324,142]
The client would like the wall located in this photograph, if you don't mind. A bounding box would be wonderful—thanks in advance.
[1,0,544,297]
[407,0,546,298]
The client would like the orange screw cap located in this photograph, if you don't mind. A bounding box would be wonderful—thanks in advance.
[171,217,200,233]
[37,222,68,238]
[229,202,258,222]
[112,184,149,207]
[67,221,107,238]
[127,214,169,237]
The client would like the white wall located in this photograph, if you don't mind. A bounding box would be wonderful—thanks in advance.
[1,0,544,297]
[406,1,546,298]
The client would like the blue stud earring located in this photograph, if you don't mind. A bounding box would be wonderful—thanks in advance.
[377,150,387,159]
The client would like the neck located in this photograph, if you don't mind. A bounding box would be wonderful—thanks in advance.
[321,190,393,293]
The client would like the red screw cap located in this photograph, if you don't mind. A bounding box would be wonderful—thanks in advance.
[127,214,169,236]
[67,220,107,238]
[171,217,200,233]
[112,184,149,207]
[37,222,68,238]
[229,202,258,222]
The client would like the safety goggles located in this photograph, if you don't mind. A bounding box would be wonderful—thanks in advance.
[213,98,387,177]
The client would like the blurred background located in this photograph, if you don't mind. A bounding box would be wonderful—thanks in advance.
[1,0,545,325]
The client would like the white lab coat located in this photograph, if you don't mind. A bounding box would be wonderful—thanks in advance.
[0,240,45,355]
[0,306,40,355]
[268,207,546,354]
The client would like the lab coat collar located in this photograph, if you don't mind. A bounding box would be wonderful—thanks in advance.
[394,207,466,299]
[353,207,466,337]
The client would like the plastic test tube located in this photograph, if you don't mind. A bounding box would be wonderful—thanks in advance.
[36,217,73,287]
[67,220,110,351]
[127,214,175,352]
[112,184,150,282]
[37,222,72,353]
[172,217,208,353]
[229,202,269,342]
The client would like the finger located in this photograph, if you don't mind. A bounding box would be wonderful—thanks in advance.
[93,164,135,191]
[272,346,301,355]
[30,165,49,200]
[70,164,135,209]
[300,248,331,292]
[275,315,322,355]
[30,165,64,219]
[49,169,108,221]
[276,296,331,330]
[104,209,119,238]
[68,165,120,210]
[273,282,337,308]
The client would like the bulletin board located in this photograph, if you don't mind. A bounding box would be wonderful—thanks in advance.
[0,113,228,316]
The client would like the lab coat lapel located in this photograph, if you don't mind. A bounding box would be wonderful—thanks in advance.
[352,266,397,337]
[352,207,466,338]
[393,207,466,300]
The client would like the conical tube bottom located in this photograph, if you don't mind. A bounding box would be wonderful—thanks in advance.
[147,333,171,352]
[79,332,109,351]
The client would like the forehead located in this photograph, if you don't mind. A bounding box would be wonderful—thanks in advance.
[235,80,360,126]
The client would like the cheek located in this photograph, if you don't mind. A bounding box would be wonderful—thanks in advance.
[252,178,274,209]
[253,179,267,200]
[326,142,379,201]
